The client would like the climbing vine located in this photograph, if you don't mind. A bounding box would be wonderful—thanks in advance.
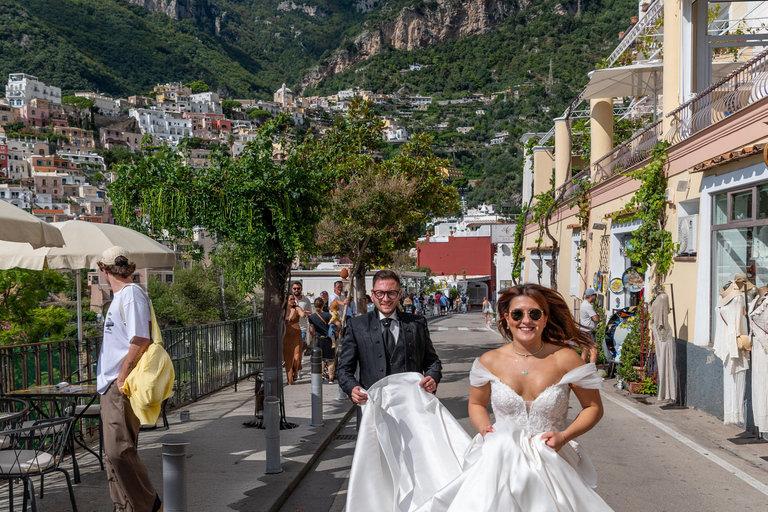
[530,171,556,284]
[510,136,540,284]
[611,142,675,285]
[567,177,593,280]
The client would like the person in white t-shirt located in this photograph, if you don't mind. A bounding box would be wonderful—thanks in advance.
[579,288,600,363]
[96,246,162,512]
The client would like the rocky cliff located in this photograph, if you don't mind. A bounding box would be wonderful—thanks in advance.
[127,0,214,21]
[299,0,511,91]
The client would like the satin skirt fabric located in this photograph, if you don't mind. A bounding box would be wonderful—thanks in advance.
[346,373,614,512]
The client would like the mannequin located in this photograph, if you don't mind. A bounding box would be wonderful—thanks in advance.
[749,287,768,433]
[713,279,750,425]
[650,286,676,401]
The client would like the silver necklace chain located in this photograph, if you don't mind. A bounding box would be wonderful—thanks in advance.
[512,341,544,358]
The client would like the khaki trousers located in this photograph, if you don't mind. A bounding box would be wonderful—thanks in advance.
[101,381,158,512]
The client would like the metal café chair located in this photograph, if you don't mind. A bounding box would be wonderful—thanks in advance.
[0,417,78,511]
[64,366,104,470]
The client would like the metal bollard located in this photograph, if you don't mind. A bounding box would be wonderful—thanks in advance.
[162,437,189,512]
[264,396,282,474]
[311,347,324,427]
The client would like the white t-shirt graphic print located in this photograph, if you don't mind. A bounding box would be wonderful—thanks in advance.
[96,284,151,394]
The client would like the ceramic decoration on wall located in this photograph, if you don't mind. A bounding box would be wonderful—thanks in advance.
[609,277,625,294]
[622,267,644,293]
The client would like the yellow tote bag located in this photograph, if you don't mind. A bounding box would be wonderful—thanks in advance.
[118,285,175,426]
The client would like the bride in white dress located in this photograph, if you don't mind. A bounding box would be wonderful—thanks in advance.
[346,284,614,512]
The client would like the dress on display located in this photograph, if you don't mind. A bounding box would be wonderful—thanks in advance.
[749,296,768,432]
[345,363,614,512]
[713,292,749,425]
[650,292,676,401]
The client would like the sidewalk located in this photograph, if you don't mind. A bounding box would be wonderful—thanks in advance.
[2,364,355,512]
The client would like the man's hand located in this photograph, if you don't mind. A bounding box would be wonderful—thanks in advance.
[419,376,437,394]
[116,378,126,394]
[351,386,368,404]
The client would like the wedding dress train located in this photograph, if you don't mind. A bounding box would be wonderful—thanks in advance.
[345,361,614,512]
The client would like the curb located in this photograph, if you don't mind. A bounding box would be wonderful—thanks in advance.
[267,403,356,512]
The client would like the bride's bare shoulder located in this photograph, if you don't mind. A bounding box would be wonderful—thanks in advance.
[478,346,510,372]
[551,344,586,372]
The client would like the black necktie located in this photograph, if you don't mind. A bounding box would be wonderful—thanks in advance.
[381,318,395,356]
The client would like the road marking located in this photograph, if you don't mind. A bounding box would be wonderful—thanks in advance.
[601,392,768,497]
[458,327,469,331]
[435,327,448,331]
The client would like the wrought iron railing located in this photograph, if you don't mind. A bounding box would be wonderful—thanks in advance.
[557,169,590,202]
[591,119,663,183]
[163,316,263,407]
[666,47,768,144]
[0,316,263,409]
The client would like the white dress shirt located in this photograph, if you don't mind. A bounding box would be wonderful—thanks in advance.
[379,311,400,344]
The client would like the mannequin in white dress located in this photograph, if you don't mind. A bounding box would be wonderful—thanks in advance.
[713,280,750,425]
[650,289,676,401]
[345,284,613,512]
[748,290,768,433]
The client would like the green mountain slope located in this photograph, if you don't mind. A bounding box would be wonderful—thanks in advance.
[0,0,364,97]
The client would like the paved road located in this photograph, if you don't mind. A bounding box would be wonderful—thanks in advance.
[279,311,768,512]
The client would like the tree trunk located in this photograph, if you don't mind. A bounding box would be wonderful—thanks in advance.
[262,261,288,403]
[354,264,367,316]
[219,268,228,322]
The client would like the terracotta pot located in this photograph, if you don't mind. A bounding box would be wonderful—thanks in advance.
[619,31,625,40]
[631,15,638,24]
[641,3,649,12]
[627,381,642,394]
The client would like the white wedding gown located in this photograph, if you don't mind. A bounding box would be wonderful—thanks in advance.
[345,360,614,512]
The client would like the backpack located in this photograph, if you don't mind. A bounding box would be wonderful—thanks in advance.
[117,284,175,426]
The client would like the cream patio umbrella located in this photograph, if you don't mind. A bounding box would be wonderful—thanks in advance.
[0,220,176,372]
[0,201,65,248]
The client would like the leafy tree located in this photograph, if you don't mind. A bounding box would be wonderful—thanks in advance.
[103,146,138,168]
[62,95,94,110]
[0,269,68,345]
[147,264,255,328]
[247,109,272,122]
[314,100,460,313]
[221,100,242,118]
[185,80,211,94]
[108,114,331,453]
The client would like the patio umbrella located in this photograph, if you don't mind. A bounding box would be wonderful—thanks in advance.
[0,201,65,248]
[0,220,176,372]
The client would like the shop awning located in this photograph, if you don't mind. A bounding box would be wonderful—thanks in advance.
[583,61,744,100]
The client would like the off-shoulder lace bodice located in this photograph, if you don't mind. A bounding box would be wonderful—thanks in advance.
[470,359,602,435]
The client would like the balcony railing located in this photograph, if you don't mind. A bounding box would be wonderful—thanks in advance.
[591,119,663,183]
[666,47,768,144]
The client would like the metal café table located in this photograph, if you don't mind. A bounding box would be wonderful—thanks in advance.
[0,397,30,426]
[5,384,99,483]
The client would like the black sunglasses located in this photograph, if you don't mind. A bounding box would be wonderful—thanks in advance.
[509,308,544,321]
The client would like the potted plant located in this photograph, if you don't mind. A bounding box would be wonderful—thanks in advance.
[617,316,644,393]
[641,2,649,12]
[631,15,639,24]
[461,269,467,280]
[619,31,625,40]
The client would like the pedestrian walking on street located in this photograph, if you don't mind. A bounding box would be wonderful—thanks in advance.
[579,288,600,364]
[337,269,442,406]
[96,246,162,512]
[283,294,303,385]
[320,290,330,312]
[291,281,313,360]
[309,298,336,383]
[483,296,493,327]
[439,294,448,315]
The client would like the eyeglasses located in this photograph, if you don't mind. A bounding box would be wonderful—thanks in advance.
[372,289,400,300]
[509,308,544,322]
[292,287,301,291]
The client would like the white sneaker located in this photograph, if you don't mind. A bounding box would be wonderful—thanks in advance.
[297,370,302,380]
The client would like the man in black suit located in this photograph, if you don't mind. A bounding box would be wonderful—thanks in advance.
[338,269,442,404]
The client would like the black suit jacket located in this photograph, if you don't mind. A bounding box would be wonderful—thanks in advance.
[337,310,442,397]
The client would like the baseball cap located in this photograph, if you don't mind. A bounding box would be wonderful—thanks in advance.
[584,288,597,297]
[99,246,131,266]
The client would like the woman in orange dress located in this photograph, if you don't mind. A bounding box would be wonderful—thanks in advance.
[283,295,303,385]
